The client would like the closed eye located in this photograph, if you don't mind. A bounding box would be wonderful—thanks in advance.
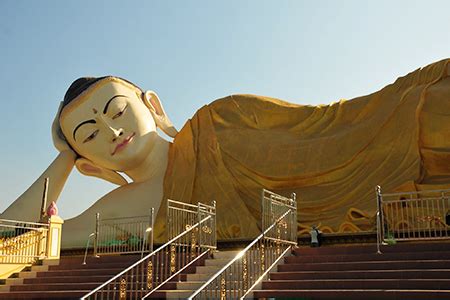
[112,106,127,119]
[83,130,99,143]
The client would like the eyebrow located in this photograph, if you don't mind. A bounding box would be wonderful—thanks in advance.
[73,120,96,141]
[103,95,127,114]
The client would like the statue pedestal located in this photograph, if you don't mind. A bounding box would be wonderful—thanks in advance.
[45,215,64,262]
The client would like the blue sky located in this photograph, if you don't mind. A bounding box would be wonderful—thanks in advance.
[1,0,450,219]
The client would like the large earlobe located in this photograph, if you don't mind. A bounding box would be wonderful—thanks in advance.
[75,158,128,186]
[143,91,178,138]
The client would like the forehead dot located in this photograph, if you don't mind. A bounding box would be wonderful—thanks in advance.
[92,108,98,114]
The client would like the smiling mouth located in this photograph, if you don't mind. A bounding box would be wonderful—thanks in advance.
[112,132,136,156]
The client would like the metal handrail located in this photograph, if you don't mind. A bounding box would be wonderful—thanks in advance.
[0,219,50,227]
[376,186,450,244]
[82,232,97,265]
[142,249,211,299]
[81,215,213,299]
[0,219,49,264]
[189,209,296,299]
[94,209,154,256]
[242,246,292,299]
[379,188,450,197]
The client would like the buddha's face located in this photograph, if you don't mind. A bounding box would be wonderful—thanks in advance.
[60,78,157,171]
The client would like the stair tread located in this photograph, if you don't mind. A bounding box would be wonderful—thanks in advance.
[275,268,450,273]
[285,259,450,265]
[0,290,90,294]
[264,278,450,282]
[254,289,450,292]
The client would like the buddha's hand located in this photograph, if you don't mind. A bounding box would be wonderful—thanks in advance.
[52,102,76,155]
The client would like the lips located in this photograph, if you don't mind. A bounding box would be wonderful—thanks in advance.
[112,132,136,156]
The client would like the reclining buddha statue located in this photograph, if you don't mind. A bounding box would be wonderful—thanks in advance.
[2,59,450,248]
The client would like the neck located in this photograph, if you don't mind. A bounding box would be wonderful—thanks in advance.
[125,135,170,183]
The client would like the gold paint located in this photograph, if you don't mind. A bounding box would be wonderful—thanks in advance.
[0,230,42,263]
[147,260,153,289]
[261,243,265,272]
[170,245,176,273]
[202,225,212,234]
[158,59,450,241]
[276,222,281,255]
[242,255,248,290]
[191,228,197,258]
[220,277,226,300]
[119,278,127,300]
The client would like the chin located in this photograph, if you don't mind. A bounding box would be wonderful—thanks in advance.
[113,151,148,171]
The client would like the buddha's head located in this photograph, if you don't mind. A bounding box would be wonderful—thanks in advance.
[57,76,177,185]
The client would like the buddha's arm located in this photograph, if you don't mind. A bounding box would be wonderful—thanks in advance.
[1,150,76,222]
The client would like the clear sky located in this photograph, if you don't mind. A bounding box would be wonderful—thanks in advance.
[1,0,449,219]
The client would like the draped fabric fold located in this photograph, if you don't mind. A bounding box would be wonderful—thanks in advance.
[155,59,450,241]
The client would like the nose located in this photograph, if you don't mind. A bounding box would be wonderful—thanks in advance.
[98,116,124,142]
[111,127,124,142]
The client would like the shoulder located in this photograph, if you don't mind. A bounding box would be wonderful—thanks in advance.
[208,94,300,109]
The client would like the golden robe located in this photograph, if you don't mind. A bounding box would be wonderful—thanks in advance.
[155,59,450,240]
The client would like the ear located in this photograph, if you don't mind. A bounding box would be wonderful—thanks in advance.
[143,91,178,138]
[75,158,128,186]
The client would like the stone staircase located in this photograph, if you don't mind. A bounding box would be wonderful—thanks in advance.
[0,254,142,299]
[147,250,239,299]
[253,241,450,299]
[0,250,239,299]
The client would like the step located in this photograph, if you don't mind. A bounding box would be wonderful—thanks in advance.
[212,250,241,259]
[158,289,194,299]
[195,265,223,274]
[278,260,450,272]
[0,290,88,299]
[18,271,38,279]
[176,280,204,290]
[294,242,450,256]
[60,254,141,264]
[204,258,231,266]
[35,268,125,277]
[30,265,49,272]
[270,269,450,280]
[186,272,214,281]
[261,279,450,290]
[159,289,246,299]
[2,278,23,287]
[49,261,133,270]
[286,251,450,263]
[253,289,450,300]
[10,282,103,292]
[23,275,115,284]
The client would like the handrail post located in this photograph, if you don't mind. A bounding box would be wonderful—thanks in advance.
[150,207,154,253]
[39,177,49,222]
[141,208,155,259]
[291,192,297,243]
[83,233,96,265]
[213,200,217,249]
[94,213,100,257]
[376,185,383,254]
[197,202,202,252]
[261,189,265,233]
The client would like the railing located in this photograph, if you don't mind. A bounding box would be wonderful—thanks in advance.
[189,190,297,300]
[0,219,49,264]
[376,186,450,245]
[94,209,154,256]
[262,189,297,242]
[167,200,216,249]
[82,200,216,300]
